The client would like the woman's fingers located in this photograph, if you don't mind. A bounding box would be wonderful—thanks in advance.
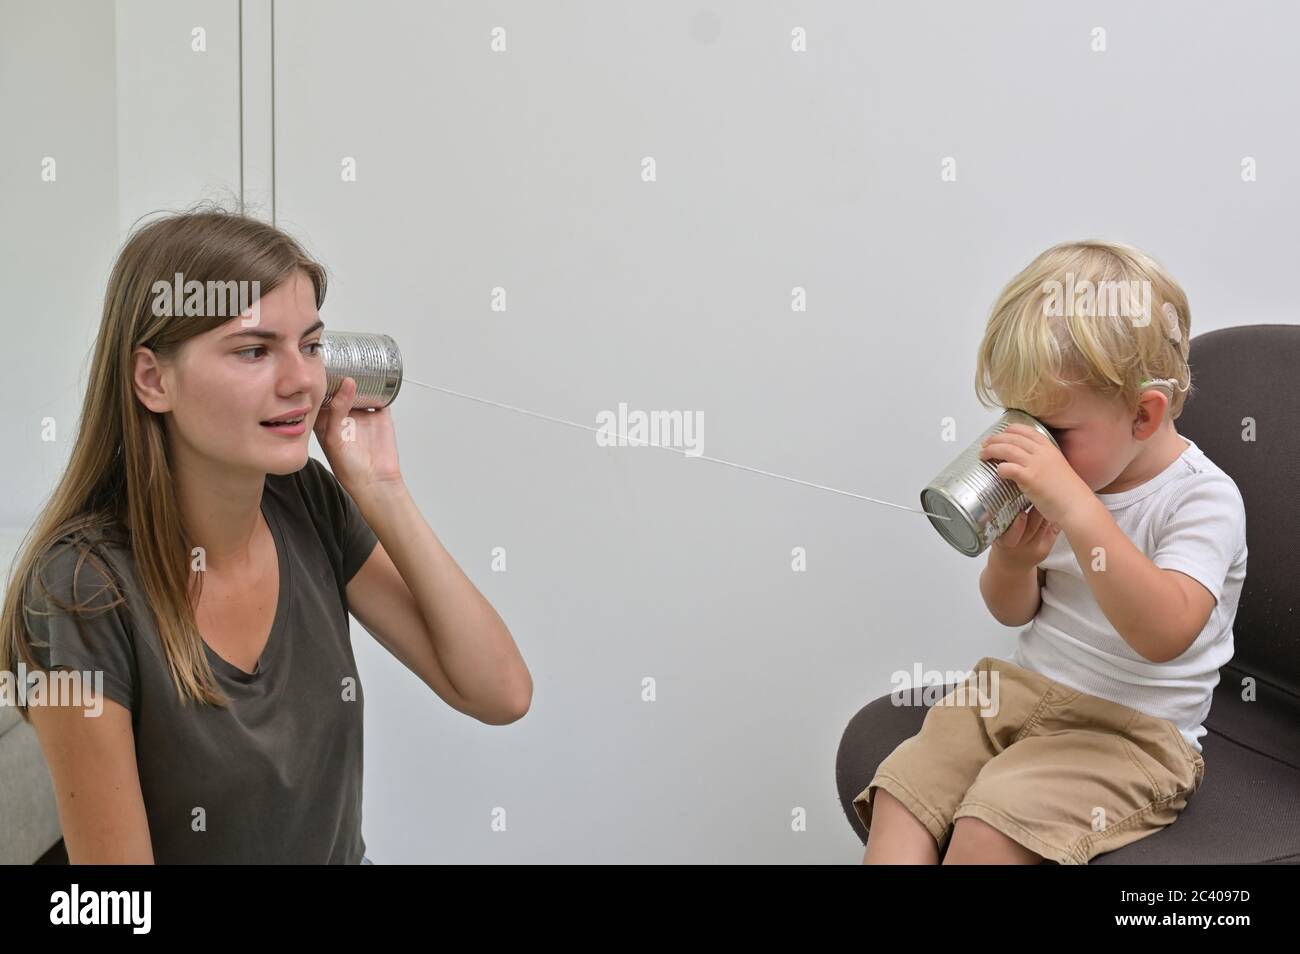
[315,377,354,443]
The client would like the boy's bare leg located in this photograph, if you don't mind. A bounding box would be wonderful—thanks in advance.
[941,816,1043,864]
[861,788,940,864]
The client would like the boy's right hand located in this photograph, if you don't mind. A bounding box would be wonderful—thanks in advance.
[990,506,1061,569]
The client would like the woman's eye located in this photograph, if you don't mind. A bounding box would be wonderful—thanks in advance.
[237,342,322,360]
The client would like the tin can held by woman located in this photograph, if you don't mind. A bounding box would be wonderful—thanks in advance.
[319,331,403,410]
[920,409,1060,557]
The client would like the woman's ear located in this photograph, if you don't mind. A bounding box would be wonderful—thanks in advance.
[132,346,173,413]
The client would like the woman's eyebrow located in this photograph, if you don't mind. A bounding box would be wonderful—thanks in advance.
[224,318,325,342]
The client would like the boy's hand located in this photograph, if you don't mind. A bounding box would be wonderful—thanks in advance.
[979,423,1094,528]
[990,505,1060,568]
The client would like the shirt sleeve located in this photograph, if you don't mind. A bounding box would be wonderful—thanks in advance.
[1151,473,1247,605]
[308,457,379,584]
[22,541,137,712]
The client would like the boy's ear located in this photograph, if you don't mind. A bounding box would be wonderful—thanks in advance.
[1131,388,1170,439]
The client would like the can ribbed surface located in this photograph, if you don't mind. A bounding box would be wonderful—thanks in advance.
[920,409,1059,557]
[320,331,403,410]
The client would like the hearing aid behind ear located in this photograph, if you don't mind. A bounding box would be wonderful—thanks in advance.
[1140,377,1186,395]
[320,331,403,410]
[920,409,1061,557]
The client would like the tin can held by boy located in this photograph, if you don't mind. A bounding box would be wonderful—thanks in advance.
[920,409,1061,557]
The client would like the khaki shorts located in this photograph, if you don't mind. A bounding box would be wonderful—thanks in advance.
[853,655,1205,864]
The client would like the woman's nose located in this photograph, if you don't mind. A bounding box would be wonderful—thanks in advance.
[281,346,322,399]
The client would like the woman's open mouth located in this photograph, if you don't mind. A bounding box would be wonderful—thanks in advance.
[260,412,309,436]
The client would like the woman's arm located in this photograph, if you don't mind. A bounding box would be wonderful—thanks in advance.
[345,479,532,725]
[27,692,155,863]
[316,377,531,725]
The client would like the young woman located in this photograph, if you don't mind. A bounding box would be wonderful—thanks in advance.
[1,210,532,864]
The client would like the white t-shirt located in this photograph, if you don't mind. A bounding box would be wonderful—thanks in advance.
[1013,435,1248,754]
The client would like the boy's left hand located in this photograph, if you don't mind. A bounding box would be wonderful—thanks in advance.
[979,423,1094,529]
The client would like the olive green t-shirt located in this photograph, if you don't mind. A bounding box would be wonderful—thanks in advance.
[24,457,379,864]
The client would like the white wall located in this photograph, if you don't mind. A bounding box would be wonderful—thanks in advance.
[1,0,120,531]
[0,0,242,532]
[112,0,242,233]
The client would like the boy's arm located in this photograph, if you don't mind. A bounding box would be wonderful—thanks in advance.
[978,550,1043,626]
[1060,496,1215,663]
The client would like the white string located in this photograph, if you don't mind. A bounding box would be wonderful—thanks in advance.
[402,376,951,520]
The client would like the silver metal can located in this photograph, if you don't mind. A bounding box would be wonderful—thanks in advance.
[920,409,1060,557]
[320,331,403,410]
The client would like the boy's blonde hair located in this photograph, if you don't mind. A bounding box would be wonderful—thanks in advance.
[975,240,1193,422]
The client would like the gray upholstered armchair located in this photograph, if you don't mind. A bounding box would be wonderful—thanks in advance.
[837,325,1300,863]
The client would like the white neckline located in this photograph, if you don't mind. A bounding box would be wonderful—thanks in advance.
[1096,437,1198,508]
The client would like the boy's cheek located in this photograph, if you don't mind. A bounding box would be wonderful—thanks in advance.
[1063,455,1096,489]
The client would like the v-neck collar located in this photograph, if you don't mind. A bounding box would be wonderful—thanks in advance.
[201,493,291,683]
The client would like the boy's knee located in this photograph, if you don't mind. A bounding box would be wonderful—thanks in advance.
[944,815,1042,864]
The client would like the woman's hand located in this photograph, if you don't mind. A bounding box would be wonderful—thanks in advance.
[313,376,403,494]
